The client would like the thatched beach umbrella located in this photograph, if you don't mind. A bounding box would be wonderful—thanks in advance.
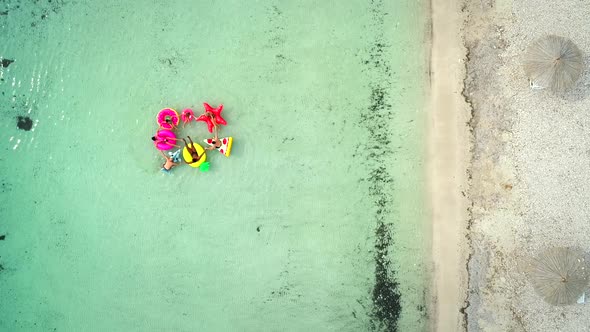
[526,247,589,305]
[523,35,585,92]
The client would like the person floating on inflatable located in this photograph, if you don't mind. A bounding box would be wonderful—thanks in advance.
[159,149,180,173]
[152,130,181,150]
[181,136,210,172]
[161,116,178,130]
[180,108,195,127]
[182,136,204,163]
[157,108,180,130]
[204,132,233,157]
[196,102,227,133]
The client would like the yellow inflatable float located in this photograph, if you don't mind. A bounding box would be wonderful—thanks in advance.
[182,143,209,171]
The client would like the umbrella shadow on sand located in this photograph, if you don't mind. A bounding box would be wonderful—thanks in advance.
[561,55,590,102]
[523,35,587,99]
[525,247,590,306]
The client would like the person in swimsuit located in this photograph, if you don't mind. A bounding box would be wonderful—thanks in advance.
[182,136,205,164]
[205,131,223,151]
[181,109,195,128]
[159,115,178,130]
[206,112,220,133]
[151,132,181,148]
[202,111,223,150]
[159,150,179,172]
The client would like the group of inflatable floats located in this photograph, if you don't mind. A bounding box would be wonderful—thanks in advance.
[153,102,233,173]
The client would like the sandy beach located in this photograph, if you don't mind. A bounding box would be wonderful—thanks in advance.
[459,0,590,331]
[429,0,471,331]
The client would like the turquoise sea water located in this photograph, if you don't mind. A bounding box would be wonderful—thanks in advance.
[0,1,429,331]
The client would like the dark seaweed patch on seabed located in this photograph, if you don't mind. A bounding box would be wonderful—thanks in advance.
[0,0,66,31]
[17,116,33,131]
[360,1,401,331]
[1,58,14,68]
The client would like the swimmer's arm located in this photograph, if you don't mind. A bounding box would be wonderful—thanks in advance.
[158,150,171,161]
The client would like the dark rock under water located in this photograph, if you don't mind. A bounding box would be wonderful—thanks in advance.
[17,116,33,131]
[1,58,14,68]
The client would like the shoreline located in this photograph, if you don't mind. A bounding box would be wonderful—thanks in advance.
[428,0,471,331]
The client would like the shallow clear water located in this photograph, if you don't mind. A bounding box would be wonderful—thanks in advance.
[0,1,429,331]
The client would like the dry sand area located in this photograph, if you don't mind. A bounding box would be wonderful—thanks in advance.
[462,0,590,331]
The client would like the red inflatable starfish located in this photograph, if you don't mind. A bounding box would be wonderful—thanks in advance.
[196,102,227,133]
